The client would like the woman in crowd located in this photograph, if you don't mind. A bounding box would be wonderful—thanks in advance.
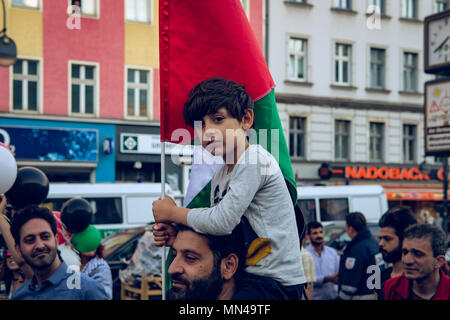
[73,225,113,300]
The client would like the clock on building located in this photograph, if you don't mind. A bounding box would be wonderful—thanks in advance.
[425,10,450,74]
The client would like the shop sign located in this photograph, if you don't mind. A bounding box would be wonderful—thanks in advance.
[319,164,450,181]
[425,79,450,155]
[0,126,98,162]
[120,133,193,156]
[345,166,428,181]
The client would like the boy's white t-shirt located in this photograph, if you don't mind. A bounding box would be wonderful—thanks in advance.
[187,144,306,286]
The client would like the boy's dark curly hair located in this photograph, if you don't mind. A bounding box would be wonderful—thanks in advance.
[183,77,254,127]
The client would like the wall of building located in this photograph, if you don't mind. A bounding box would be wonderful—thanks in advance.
[125,0,160,120]
[0,0,266,189]
[0,3,43,113]
[43,0,124,118]
[268,0,444,187]
[269,0,434,102]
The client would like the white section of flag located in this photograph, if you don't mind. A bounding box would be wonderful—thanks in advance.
[183,146,223,207]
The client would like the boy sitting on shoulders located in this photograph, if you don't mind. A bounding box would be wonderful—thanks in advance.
[153,77,306,299]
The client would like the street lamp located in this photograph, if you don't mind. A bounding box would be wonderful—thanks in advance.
[0,0,17,67]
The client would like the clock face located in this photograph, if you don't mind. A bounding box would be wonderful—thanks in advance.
[428,16,450,68]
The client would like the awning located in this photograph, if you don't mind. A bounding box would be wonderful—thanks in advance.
[383,186,450,201]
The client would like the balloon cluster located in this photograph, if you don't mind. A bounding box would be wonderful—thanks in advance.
[0,144,101,254]
[61,198,101,253]
[2,165,70,244]
[5,167,49,210]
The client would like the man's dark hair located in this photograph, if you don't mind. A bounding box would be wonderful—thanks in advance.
[346,212,367,232]
[10,205,57,245]
[306,221,323,235]
[379,206,417,242]
[183,77,254,127]
[176,224,247,278]
[403,223,447,257]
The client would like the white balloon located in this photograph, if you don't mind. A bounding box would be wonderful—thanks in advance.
[0,144,17,194]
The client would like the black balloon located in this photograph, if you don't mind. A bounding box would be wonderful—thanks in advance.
[60,198,93,234]
[5,167,49,209]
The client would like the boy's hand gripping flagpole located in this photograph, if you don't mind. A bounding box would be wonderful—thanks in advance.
[160,142,166,300]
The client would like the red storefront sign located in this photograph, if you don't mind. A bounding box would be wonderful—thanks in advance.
[345,166,428,180]
[318,164,450,181]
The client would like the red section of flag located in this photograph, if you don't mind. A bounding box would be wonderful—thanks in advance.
[159,0,275,143]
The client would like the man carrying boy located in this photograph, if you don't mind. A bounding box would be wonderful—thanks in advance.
[153,77,306,299]
[167,225,245,300]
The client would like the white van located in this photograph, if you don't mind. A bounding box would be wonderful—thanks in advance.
[43,183,175,238]
[297,185,388,225]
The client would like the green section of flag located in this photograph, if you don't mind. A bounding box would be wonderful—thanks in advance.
[253,90,298,205]
[186,182,212,209]
[165,182,212,293]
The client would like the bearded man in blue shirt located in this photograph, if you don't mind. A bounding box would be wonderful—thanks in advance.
[9,205,108,300]
[305,221,340,300]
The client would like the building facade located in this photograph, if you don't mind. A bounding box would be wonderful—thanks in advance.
[268,0,450,220]
[0,0,265,194]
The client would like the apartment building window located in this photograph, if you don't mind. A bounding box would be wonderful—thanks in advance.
[370,48,386,89]
[127,68,151,118]
[11,0,39,9]
[403,52,418,92]
[12,59,39,112]
[335,120,350,161]
[70,64,96,115]
[288,38,307,81]
[434,0,449,13]
[403,124,416,163]
[370,0,386,15]
[334,0,351,10]
[289,117,306,159]
[125,0,152,23]
[402,0,417,19]
[71,0,98,16]
[369,122,384,162]
[334,43,351,85]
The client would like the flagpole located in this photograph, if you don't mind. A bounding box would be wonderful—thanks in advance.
[160,141,166,300]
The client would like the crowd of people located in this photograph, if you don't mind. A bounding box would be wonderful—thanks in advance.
[305,208,450,300]
[0,167,112,300]
[1,77,449,301]
[151,77,450,301]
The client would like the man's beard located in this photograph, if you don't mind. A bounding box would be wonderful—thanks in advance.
[22,247,57,270]
[381,245,402,263]
[167,262,224,300]
[310,237,323,247]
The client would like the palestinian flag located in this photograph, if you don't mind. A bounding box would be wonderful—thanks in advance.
[159,0,297,207]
